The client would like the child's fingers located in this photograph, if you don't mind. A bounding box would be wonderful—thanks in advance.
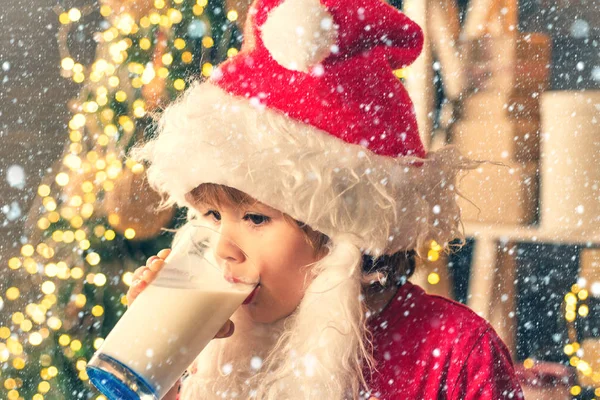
[214,320,234,339]
[141,268,158,283]
[148,258,165,273]
[157,248,171,260]
[126,279,147,306]
[146,256,159,267]
[132,266,148,283]
[127,249,171,307]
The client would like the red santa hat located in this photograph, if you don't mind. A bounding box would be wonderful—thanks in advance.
[135,0,472,257]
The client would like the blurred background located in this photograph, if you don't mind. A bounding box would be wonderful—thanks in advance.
[0,0,598,398]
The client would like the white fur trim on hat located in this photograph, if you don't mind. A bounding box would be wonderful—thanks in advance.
[260,0,338,72]
[132,82,478,256]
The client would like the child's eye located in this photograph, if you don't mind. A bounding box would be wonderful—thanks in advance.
[244,213,270,226]
[203,210,221,222]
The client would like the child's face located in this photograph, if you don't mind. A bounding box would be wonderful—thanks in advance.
[190,199,323,324]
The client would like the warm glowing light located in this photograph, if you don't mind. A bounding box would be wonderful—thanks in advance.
[100,5,112,17]
[182,51,193,63]
[227,10,238,21]
[94,274,107,286]
[61,57,75,70]
[92,305,104,317]
[123,271,134,286]
[8,258,21,270]
[21,244,34,257]
[115,91,127,102]
[427,249,439,262]
[427,272,440,285]
[13,357,26,370]
[565,292,577,305]
[74,294,86,308]
[47,316,62,330]
[168,8,183,23]
[59,13,70,24]
[86,252,101,266]
[108,214,120,226]
[202,63,213,77]
[55,172,70,186]
[70,339,82,352]
[162,53,173,65]
[105,229,116,241]
[48,366,58,377]
[29,332,43,346]
[58,334,71,346]
[174,38,186,50]
[38,184,51,197]
[68,8,81,22]
[41,281,56,295]
[140,38,151,50]
[6,287,20,300]
[72,267,84,280]
[174,79,186,91]
[94,338,105,350]
[227,48,238,58]
[124,228,136,239]
[202,37,214,48]
[45,263,58,277]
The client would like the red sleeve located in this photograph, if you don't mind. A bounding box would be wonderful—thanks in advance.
[451,329,524,400]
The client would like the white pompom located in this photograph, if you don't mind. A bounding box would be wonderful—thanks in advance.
[261,0,338,72]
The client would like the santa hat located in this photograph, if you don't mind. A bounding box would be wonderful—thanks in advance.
[135,0,472,257]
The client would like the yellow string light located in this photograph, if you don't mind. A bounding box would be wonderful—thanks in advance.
[20,2,228,395]
[100,5,112,17]
[202,37,214,48]
[70,340,82,352]
[68,8,81,22]
[182,51,193,63]
[227,10,238,21]
[59,13,70,25]
[6,288,20,301]
[8,258,21,270]
[202,62,213,77]
[427,272,440,285]
[193,5,204,15]
[174,38,186,50]
[563,284,600,394]
[227,48,238,58]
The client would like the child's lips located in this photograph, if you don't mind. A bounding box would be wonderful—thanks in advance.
[224,274,243,284]
[243,285,260,305]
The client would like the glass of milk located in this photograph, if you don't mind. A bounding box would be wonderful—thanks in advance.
[86,223,259,400]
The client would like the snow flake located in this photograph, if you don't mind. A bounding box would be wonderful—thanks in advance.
[221,362,233,375]
[7,164,25,189]
[250,356,263,370]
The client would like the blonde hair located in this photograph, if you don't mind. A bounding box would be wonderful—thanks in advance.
[185,183,330,258]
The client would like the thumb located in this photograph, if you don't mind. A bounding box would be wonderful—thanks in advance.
[214,320,234,339]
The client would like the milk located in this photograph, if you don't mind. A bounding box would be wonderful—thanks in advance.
[88,225,258,399]
[98,282,251,396]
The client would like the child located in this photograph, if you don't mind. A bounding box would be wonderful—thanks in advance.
[130,0,524,398]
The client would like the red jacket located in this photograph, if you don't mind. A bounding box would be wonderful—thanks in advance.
[365,282,524,400]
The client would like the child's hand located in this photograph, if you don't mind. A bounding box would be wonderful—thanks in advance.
[126,249,235,339]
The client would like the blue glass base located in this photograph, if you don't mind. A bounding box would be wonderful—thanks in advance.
[87,353,158,400]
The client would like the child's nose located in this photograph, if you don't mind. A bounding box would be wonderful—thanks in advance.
[213,230,246,264]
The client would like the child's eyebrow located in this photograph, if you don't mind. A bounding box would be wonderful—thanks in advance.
[244,202,277,214]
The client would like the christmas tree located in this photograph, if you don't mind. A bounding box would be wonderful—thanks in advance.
[0,1,246,398]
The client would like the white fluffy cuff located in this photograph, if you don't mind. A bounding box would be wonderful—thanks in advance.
[133,82,477,255]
